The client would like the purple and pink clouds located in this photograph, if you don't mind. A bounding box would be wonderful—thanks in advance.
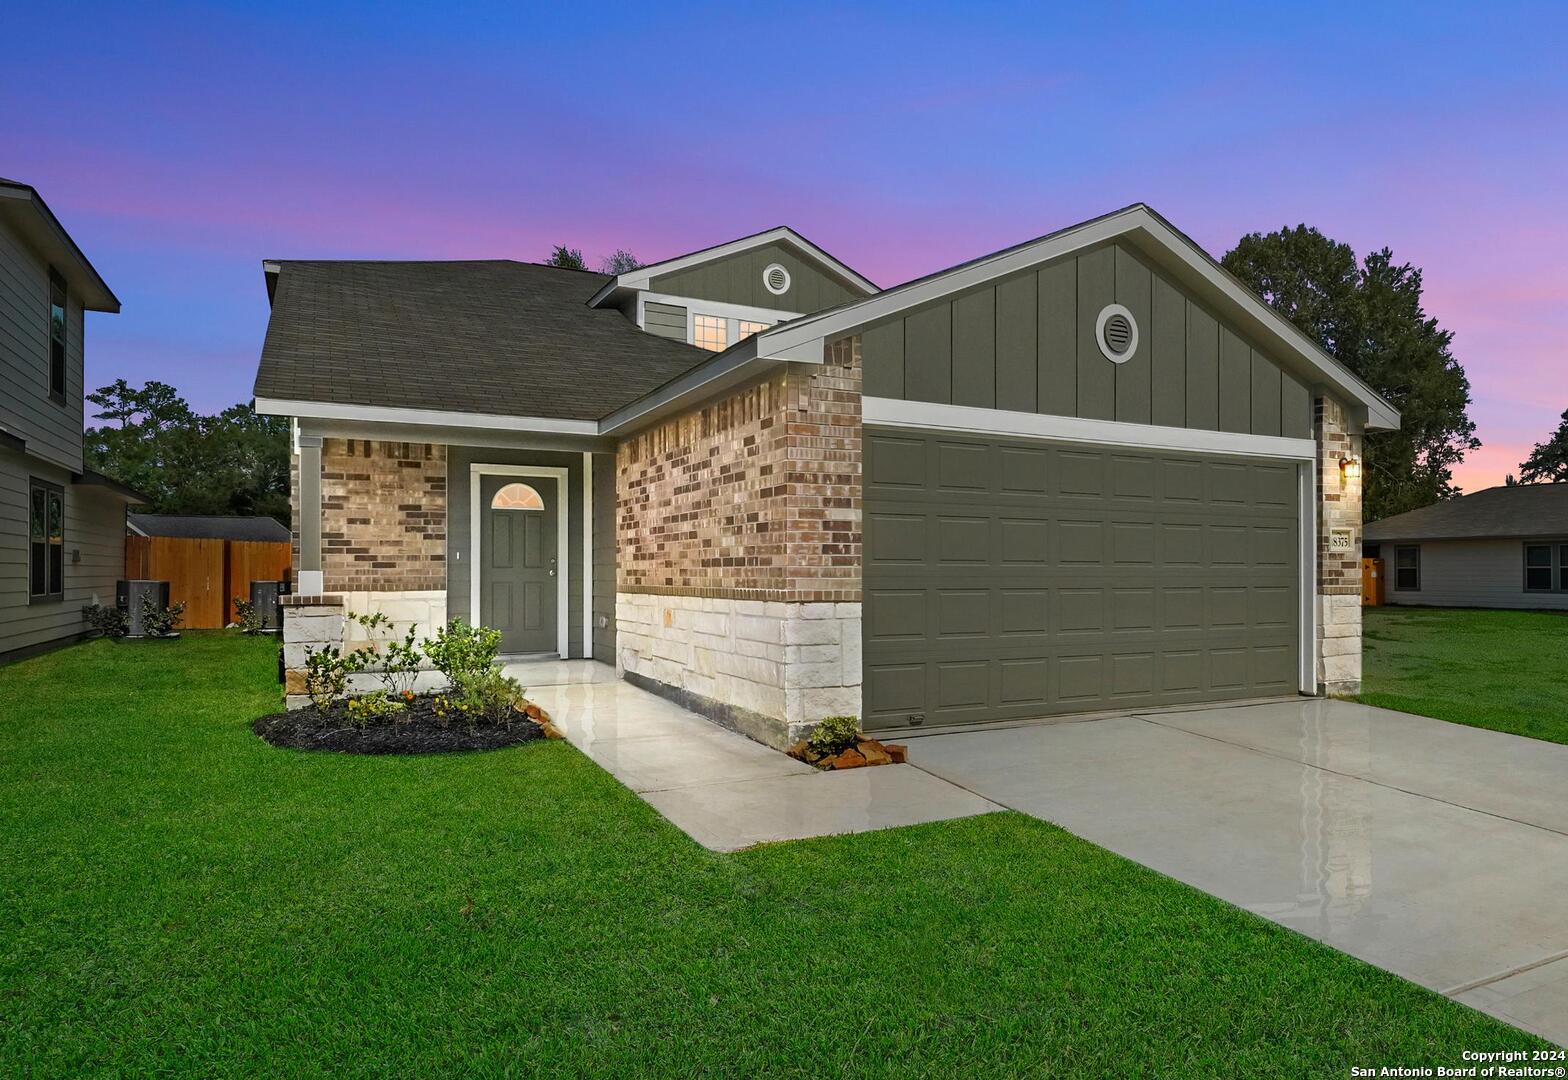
[4,1,1565,495]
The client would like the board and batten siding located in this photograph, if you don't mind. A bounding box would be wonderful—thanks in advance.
[0,449,126,659]
[642,301,688,341]
[861,241,1312,440]
[0,217,87,473]
[650,241,862,314]
[1382,538,1568,611]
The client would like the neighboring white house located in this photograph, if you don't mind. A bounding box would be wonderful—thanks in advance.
[1365,483,1568,610]
[0,177,144,663]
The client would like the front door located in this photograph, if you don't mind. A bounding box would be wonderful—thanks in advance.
[480,476,558,654]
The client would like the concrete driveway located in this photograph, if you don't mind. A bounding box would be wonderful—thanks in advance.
[905,699,1568,1046]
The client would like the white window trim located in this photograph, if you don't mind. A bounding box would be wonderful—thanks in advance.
[469,464,571,658]
[864,395,1319,695]
[690,311,731,353]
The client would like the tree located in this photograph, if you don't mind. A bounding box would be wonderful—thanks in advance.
[599,249,642,274]
[85,381,290,523]
[1222,226,1479,520]
[545,245,586,270]
[1519,409,1568,484]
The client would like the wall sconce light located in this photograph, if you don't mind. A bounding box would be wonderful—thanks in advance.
[1341,456,1361,481]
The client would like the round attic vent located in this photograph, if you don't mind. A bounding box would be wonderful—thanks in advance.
[763,263,791,295]
[1096,304,1138,363]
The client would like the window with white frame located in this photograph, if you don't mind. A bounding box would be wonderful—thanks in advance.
[692,314,728,352]
[738,320,771,340]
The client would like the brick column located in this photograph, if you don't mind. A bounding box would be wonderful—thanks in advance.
[1315,396,1363,695]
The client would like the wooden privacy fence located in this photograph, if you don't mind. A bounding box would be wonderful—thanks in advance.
[125,536,292,629]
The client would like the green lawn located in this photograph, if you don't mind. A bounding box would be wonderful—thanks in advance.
[1361,605,1568,743]
[0,634,1545,1076]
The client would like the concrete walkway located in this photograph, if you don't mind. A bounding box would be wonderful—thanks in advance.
[504,660,999,852]
[904,698,1568,1047]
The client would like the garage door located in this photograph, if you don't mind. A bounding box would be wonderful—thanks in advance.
[862,428,1301,732]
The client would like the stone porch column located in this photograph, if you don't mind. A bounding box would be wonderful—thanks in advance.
[1314,396,1363,695]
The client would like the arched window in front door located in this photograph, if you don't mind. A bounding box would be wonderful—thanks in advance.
[491,482,544,510]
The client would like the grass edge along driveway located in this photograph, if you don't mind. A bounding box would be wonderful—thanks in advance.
[0,632,1548,1076]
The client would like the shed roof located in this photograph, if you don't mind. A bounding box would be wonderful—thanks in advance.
[128,514,290,542]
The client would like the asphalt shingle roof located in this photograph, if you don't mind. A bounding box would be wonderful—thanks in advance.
[1364,483,1568,542]
[130,514,291,542]
[253,260,711,422]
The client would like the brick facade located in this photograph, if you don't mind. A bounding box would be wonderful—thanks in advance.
[313,439,447,593]
[616,336,864,742]
[1315,396,1363,694]
[617,336,861,603]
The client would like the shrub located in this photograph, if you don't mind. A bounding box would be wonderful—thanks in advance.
[82,603,129,639]
[350,612,423,698]
[422,619,502,685]
[808,715,861,757]
[434,669,524,728]
[233,598,266,634]
[345,689,406,727]
[140,597,186,638]
[303,644,366,712]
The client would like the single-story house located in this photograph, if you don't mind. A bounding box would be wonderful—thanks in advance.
[254,204,1399,744]
[1,177,145,664]
[1364,483,1568,609]
[128,513,291,543]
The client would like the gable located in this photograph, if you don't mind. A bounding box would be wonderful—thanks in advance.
[859,240,1313,440]
[650,241,864,315]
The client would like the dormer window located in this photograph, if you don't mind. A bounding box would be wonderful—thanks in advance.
[693,314,727,352]
[48,269,66,403]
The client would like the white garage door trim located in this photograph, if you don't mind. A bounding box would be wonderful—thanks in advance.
[862,396,1319,696]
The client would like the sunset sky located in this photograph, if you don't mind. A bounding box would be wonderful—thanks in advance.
[5,1,1564,493]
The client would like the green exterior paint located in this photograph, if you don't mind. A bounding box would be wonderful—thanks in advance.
[994,273,1036,407]
[1075,246,1115,421]
[592,451,616,663]
[1037,260,1075,416]
[447,447,586,658]
[904,304,952,404]
[1113,246,1152,425]
[858,241,1313,440]
[952,290,995,408]
[643,301,687,341]
[862,427,1301,731]
[861,320,904,398]
[649,241,863,313]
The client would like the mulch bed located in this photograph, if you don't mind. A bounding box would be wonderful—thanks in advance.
[252,695,549,755]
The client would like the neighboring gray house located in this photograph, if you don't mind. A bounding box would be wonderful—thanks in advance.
[1365,483,1568,610]
[128,513,290,543]
[0,178,143,663]
[256,206,1399,738]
